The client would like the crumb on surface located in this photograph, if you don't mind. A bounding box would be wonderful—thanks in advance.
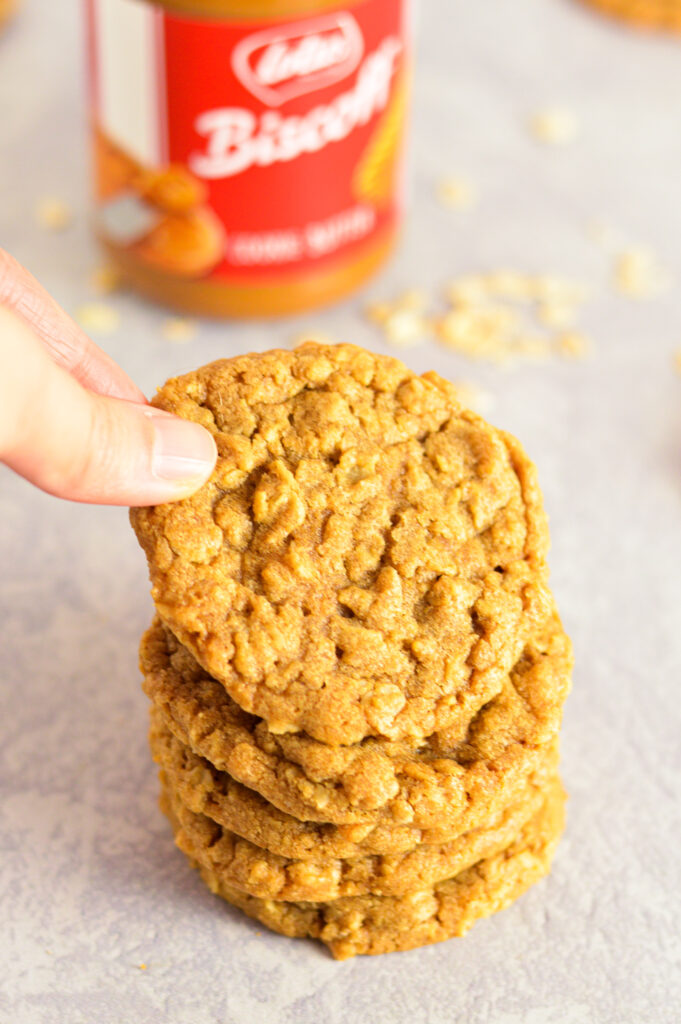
[367,290,432,348]
[614,247,671,298]
[436,177,477,210]
[367,272,591,363]
[537,301,578,330]
[557,331,590,359]
[75,302,120,335]
[530,108,580,145]
[161,318,198,344]
[34,197,73,231]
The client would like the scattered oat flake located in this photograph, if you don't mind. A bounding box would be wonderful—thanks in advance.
[614,247,671,298]
[369,270,590,364]
[438,306,536,363]
[446,275,491,308]
[366,301,394,325]
[437,177,477,210]
[76,302,120,335]
[530,108,580,146]
[162,317,198,343]
[383,308,431,348]
[537,301,578,330]
[89,264,121,295]
[35,197,73,231]
[366,290,432,348]
[557,332,590,359]
[482,271,537,302]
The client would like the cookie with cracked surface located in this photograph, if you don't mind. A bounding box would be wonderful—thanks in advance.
[131,343,551,746]
[142,611,571,829]
[161,765,557,901]
[164,779,566,959]
[150,712,559,859]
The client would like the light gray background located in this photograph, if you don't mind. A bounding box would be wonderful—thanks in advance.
[1,1,680,1022]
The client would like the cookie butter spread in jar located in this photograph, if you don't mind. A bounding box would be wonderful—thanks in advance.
[85,0,410,316]
[0,0,18,31]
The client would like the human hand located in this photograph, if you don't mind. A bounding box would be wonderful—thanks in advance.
[0,249,217,505]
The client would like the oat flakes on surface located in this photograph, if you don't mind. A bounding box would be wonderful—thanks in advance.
[614,246,671,298]
[131,344,552,747]
[368,275,591,362]
[436,177,477,211]
[34,196,73,232]
[529,108,580,146]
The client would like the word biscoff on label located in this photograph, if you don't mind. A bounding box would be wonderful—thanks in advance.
[85,0,410,316]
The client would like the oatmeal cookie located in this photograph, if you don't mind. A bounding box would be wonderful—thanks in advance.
[163,779,566,959]
[142,611,571,829]
[131,344,551,746]
[151,714,559,859]
[161,767,555,901]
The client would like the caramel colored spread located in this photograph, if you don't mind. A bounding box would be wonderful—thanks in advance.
[0,0,17,29]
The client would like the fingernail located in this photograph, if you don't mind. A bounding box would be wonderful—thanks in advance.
[148,410,217,484]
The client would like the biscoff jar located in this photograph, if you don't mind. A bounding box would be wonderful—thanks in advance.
[85,0,410,316]
[579,0,681,30]
[0,0,18,31]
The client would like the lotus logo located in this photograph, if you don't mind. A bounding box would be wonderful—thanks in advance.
[231,13,365,107]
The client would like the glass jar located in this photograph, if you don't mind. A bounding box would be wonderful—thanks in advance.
[579,0,681,31]
[85,0,410,316]
[0,0,18,32]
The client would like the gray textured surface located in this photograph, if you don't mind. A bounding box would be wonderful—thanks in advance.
[1,1,681,1021]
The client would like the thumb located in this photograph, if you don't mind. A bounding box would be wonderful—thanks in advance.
[0,309,217,505]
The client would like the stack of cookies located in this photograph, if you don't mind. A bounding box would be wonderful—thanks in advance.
[131,344,572,959]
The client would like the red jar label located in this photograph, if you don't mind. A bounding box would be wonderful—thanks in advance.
[86,0,409,283]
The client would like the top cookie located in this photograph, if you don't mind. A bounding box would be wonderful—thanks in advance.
[131,344,550,746]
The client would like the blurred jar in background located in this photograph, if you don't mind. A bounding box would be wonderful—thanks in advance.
[84,0,411,317]
[0,0,18,32]
[579,0,681,31]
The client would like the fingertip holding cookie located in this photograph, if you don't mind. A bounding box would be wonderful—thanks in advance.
[146,408,217,495]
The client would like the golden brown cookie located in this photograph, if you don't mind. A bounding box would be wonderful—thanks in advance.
[164,780,566,959]
[150,713,559,859]
[142,611,571,829]
[131,344,551,746]
[161,767,556,902]
[579,0,681,30]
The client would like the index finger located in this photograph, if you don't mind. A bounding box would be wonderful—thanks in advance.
[0,248,146,403]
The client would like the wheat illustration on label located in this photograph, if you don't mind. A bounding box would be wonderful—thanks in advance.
[353,72,408,206]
